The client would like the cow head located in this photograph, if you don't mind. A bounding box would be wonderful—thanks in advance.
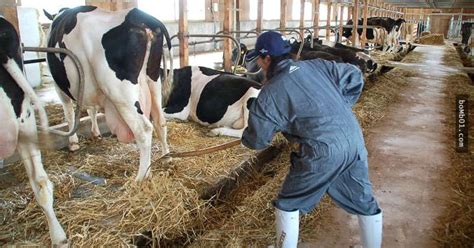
[395,18,406,32]
[342,19,354,39]
[356,52,377,73]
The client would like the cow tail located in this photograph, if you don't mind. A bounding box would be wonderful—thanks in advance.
[3,58,52,148]
[138,11,174,104]
[153,20,173,105]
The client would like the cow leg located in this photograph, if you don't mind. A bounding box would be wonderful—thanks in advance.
[148,79,170,157]
[56,90,80,151]
[17,108,68,247]
[112,102,154,181]
[87,107,102,140]
[209,127,244,138]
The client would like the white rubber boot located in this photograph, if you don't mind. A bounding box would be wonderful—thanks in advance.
[358,210,383,248]
[275,208,300,248]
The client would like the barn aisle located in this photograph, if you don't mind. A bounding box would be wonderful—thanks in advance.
[301,46,453,247]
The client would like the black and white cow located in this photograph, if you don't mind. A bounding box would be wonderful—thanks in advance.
[0,17,67,247]
[461,22,473,53]
[163,66,261,137]
[343,17,406,52]
[290,39,378,73]
[46,6,172,181]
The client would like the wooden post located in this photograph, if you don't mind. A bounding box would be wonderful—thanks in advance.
[313,0,320,39]
[236,0,240,37]
[0,0,19,34]
[348,6,353,21]
[280,0,287,30]
[223,0,233,72]
[351,0,359,45]
[326,1,332,41]
[257,0,263,33]
[300,0,305,37]
[179,0,189,68]
[361,0,368,48]
[339,4,344,42]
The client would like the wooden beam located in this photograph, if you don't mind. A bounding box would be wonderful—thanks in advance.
[326,1,331,41]
[348,6,353,21]
[223,0,232,72]
[257,0,263,33]
[179,0,189,68]
[351,0,359,45]
[280,0,287,30]
[0,0,19,34]
[300,0,305,37]
[313,0,320,39]
[339,4,344,42]
[360,0,368,48]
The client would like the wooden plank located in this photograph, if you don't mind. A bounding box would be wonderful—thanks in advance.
[348,6,353,22]
[280,0,287,30]
[223,0,232,72]
[326,1,332,41]
[351,0,359,45]
[0,0,19,34]
[361,0,368,48]
[300,0,305,37]
[257,0,263,33]
[339,4,344,42]
[179,0,189,68]
[313,0,320,39]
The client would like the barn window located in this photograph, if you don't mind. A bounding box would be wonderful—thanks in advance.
[249,1,281,20]
[138,0,205,21]
[21,0,86,23]
[292,1,313,20]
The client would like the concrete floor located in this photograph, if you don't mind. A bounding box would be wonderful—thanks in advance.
[299,46,452,247]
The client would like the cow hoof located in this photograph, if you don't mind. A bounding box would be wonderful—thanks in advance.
[207,130,220,137]
[68,143,80,152]
[91,135,102,141]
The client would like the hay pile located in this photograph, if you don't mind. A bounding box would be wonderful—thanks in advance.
[0,121,256,246]
[43,104,88,126]
[421,31,431,37]
[433,44,474,247]
[416,34,445,45]
[190,146,334,247]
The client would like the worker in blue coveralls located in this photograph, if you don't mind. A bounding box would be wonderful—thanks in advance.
[241,31,383,248]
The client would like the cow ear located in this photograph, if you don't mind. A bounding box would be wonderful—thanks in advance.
[43,9,54,21]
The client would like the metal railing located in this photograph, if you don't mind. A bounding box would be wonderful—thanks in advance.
[170,33,241,73]
[22,46,84,137]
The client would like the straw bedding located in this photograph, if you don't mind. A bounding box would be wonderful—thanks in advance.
[416,34,445,45]
[432,45,474,247]
[0,121,256,246]
[1,47,425,246]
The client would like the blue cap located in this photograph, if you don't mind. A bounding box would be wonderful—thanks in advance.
[247,31,291,60]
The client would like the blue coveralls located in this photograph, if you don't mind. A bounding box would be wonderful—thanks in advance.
[241,58,380,216]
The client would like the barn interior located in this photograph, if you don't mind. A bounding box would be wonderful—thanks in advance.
[0,0,473,247]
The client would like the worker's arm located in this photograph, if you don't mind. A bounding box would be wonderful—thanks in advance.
[333,63,365,107]
[241,95,281,150]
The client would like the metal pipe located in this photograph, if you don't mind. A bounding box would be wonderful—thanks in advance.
[22,46,84,137]
[23,58,46,64]
[171,34,241,73]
